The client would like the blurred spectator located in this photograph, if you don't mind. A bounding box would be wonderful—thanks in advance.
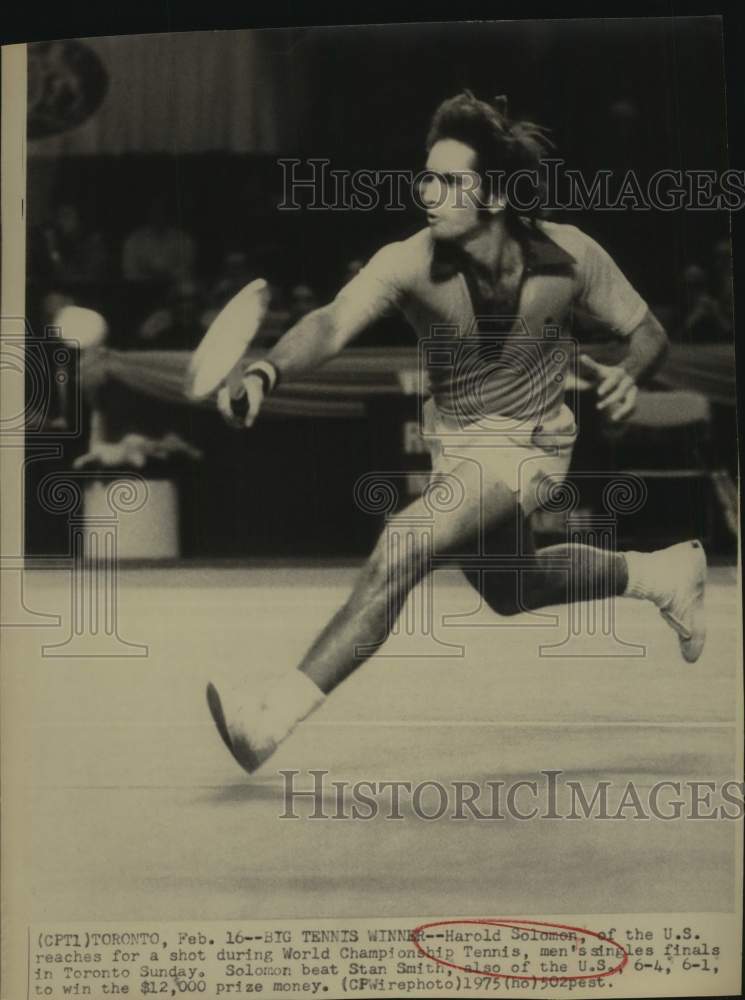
[681,253,732,342]
[602,97,646,173]
[339,255,415,347]
[33,202,108,285]
[288,282,320,325]
[608,98,640,140]
[42,289,73,325]
[122,197,196,284]
[681,264,715,338]
[201,250,254,328]
[711,238,734,332]
[137,279,207,349]
[249,281,292,348]
[343,258,365,284]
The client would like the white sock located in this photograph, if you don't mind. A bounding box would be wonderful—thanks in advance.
[623,549,671,606]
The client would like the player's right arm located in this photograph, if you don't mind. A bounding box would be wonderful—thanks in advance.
[219,241,408,427]
[263,298,364,381]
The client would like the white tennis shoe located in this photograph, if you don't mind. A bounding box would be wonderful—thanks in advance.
[206,671,325,774]
[624,539,707,663]
[656,540,707,663]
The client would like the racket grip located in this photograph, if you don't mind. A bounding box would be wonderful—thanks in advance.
[229,391,250,421]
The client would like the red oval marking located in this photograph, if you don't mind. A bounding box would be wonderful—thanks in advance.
[411,917,628,982]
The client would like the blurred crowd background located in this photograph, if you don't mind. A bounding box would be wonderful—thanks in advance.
[27,20,733,349]
[24,19,737,560]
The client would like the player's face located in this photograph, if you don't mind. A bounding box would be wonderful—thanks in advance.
[420,139,489,241]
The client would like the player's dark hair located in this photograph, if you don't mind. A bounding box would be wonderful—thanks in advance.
[426,91,553,220]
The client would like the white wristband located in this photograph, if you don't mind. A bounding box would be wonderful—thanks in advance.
[244,360,280,395]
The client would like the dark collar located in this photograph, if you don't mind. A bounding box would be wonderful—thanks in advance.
[430,217,576,283]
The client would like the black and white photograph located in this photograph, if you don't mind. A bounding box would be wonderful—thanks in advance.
[1,13,743,999]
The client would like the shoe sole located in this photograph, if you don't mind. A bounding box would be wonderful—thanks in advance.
[206,682,263,774]
[206,682,234,748]
[206,681,251,769]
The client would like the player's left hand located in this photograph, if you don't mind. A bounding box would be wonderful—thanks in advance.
[578,354,638,423]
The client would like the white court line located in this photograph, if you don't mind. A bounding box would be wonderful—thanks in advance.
[306,720,736,729]
[31,720,736,728]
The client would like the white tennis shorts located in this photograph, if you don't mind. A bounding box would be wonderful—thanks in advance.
[422,398,578,515]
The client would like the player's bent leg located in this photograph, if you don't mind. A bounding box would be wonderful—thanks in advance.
[461,499,529,617]
[298,461,519,692]
[207,459,514,774]
[462,505,706,663]
[464,503,627,617]
[530,538,706,662]
[294,519,434,695]
[205,522,425,775]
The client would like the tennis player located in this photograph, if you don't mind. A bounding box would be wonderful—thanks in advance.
[207,92,706,774]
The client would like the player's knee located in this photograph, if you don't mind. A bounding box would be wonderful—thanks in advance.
[480,577,524,617]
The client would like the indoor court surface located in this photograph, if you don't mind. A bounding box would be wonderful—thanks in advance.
[13,562,741,922]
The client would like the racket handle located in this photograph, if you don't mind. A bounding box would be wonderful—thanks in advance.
[229,391,250,421]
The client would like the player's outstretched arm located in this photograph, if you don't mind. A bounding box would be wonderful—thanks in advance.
[218,278,395,428]
[264,238,408,382]
[264,300,359,382]
[218,240,406,428]
[219,241,408,428]
[216,303,350,428]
